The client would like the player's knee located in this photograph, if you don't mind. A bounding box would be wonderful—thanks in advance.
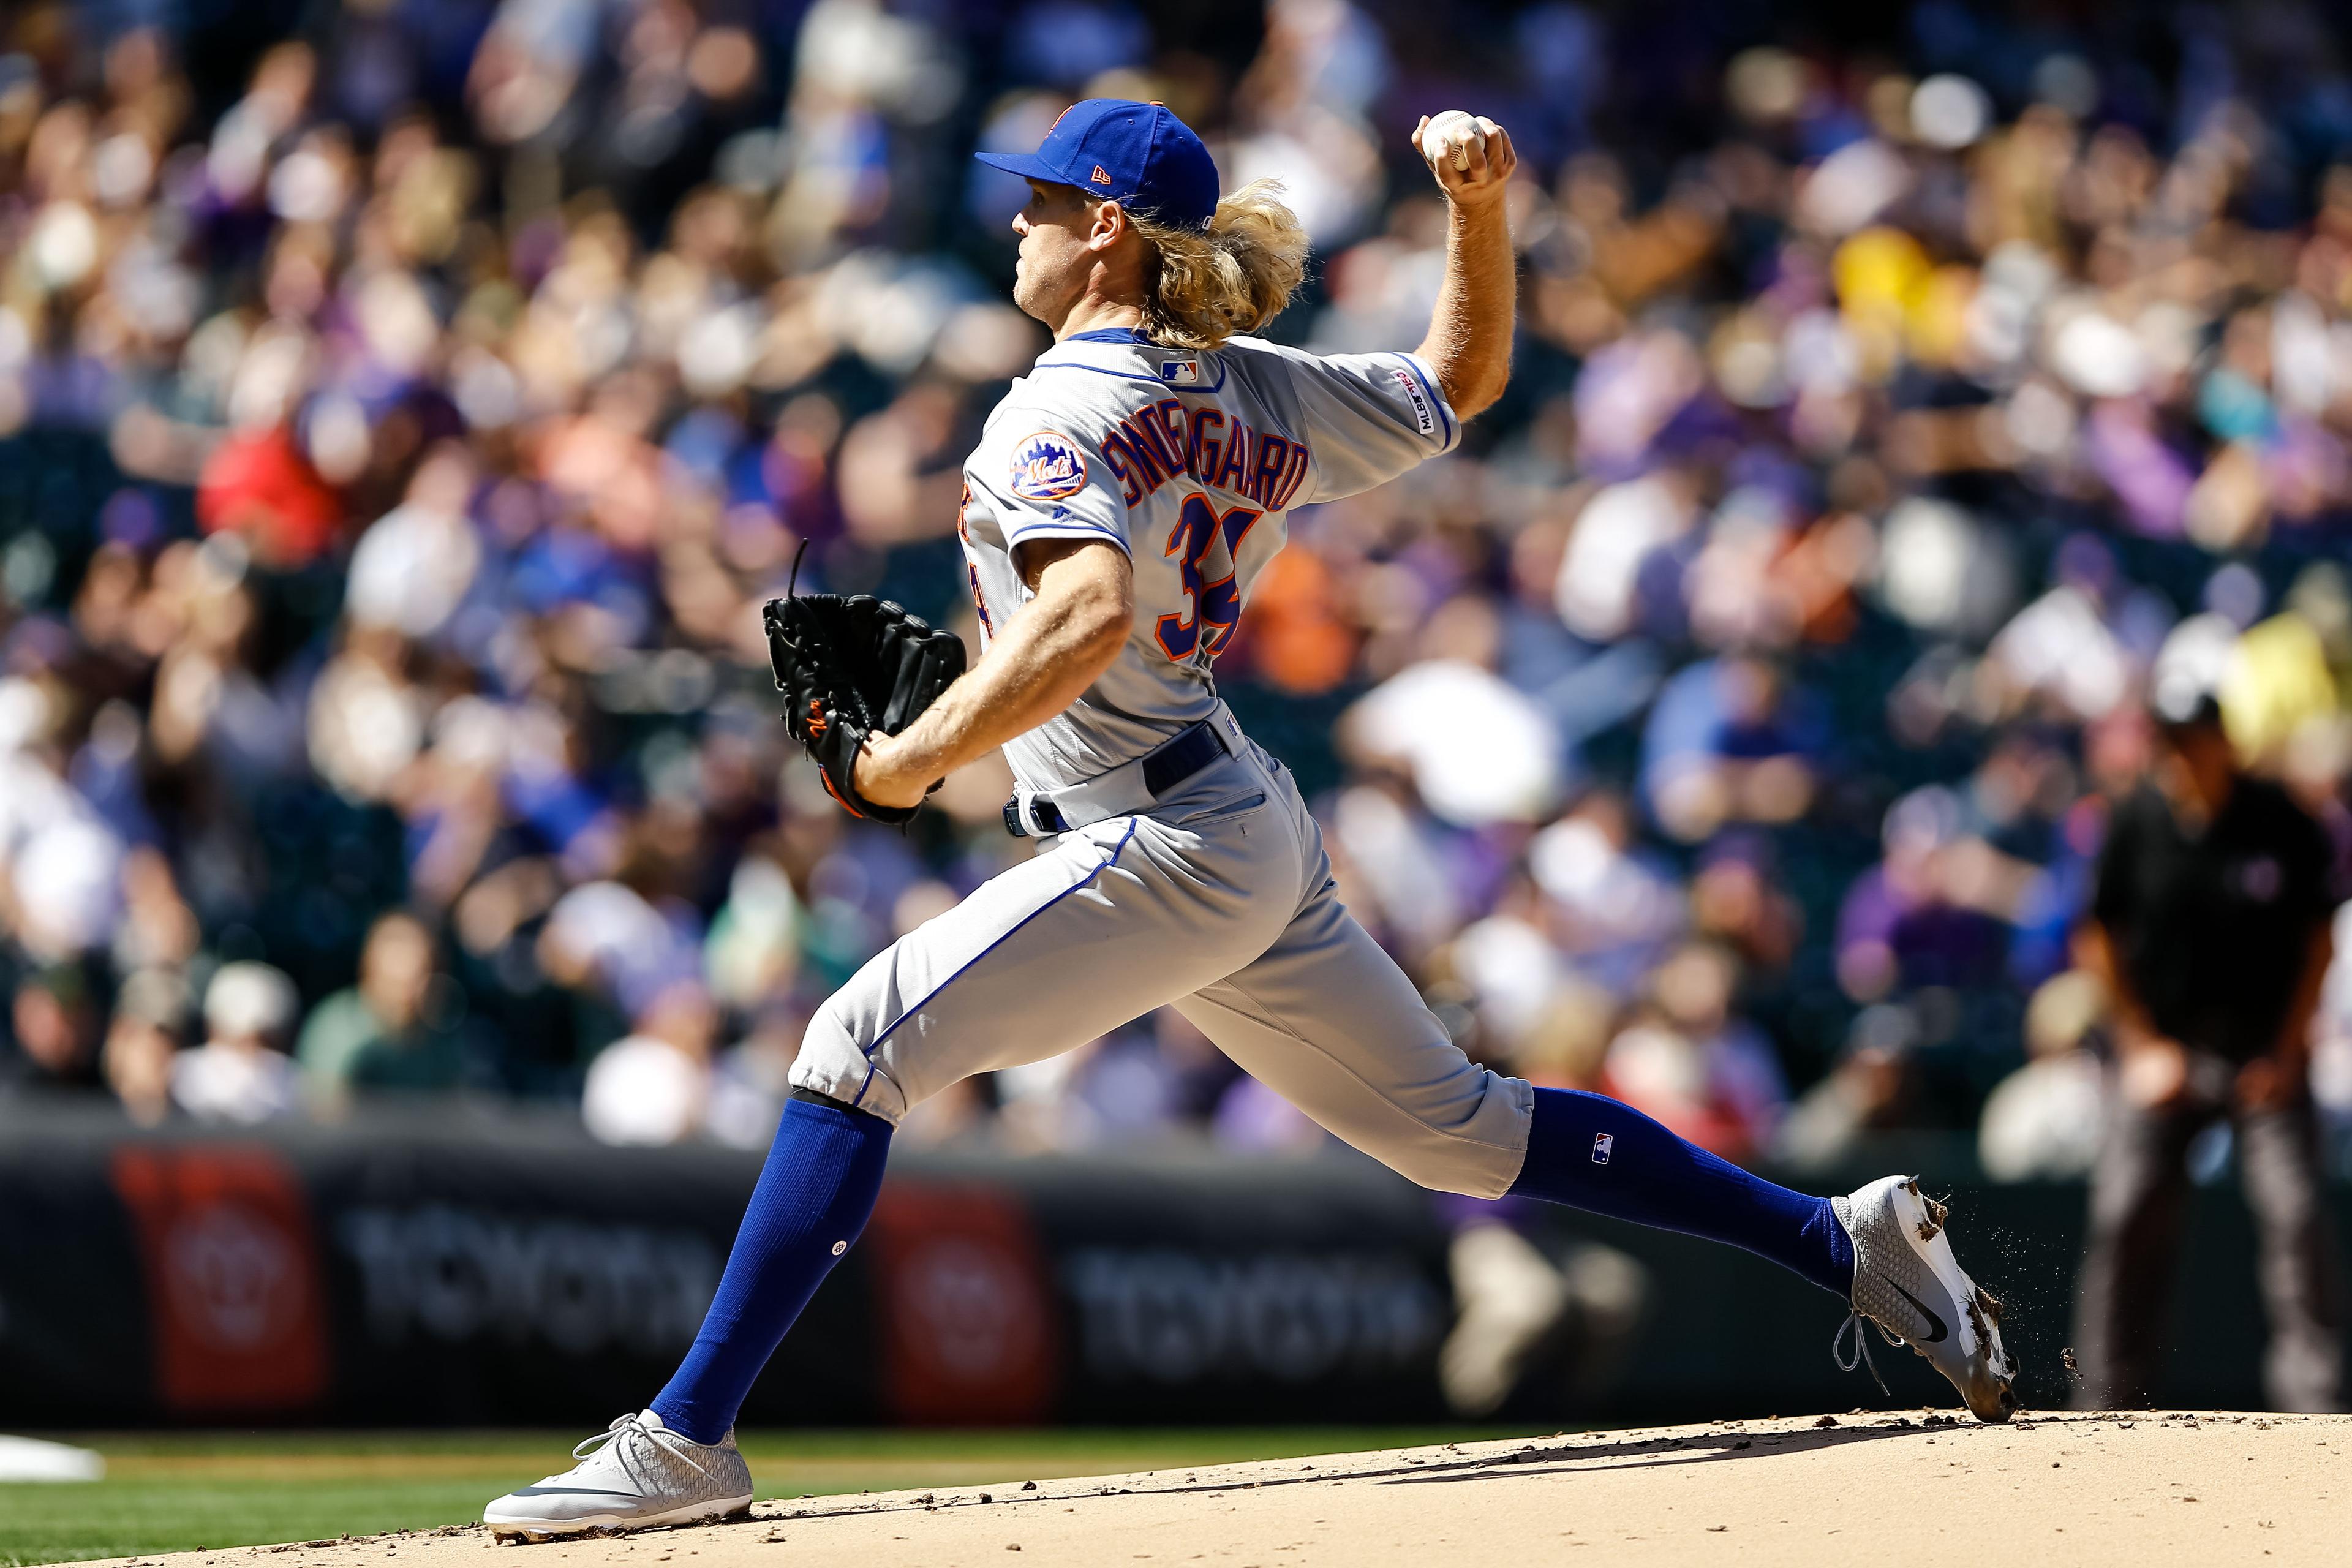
[785,998,897,1121]
[1373,1132,1518,1200]
[1348,1073,1530,1199]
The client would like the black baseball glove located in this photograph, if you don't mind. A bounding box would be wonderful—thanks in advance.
[763,584,967,823]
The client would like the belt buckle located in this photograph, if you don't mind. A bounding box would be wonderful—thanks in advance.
[1003,782,1037,837]
[1003,785,1065,837]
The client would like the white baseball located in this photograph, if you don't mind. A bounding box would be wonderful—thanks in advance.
[1422,110,1480,172]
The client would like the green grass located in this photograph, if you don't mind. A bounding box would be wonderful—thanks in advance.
[0,1428,1529,1566]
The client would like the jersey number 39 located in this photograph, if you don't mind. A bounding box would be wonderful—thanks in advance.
[1156,495,1262,663]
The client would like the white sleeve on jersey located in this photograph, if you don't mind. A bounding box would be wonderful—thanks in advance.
[965,410,1132,559]
[1268,345,1461,504]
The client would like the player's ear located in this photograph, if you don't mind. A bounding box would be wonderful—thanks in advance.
[1088,198,1126,252]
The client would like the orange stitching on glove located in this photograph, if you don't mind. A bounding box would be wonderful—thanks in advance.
[817,771,864,818]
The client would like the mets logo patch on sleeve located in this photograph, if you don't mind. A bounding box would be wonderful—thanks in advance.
[1392,366,1438,436]
[1010,431,1089,502]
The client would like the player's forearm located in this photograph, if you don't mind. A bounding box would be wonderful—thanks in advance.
[1416,197,1515,420]
[872,554,1133,788]
[895,608,1123,776]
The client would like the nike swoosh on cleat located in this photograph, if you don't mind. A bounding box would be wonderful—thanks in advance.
[1885,1277,1949,1344]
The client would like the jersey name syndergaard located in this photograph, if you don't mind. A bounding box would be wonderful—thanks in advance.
[1099,398,1310,511]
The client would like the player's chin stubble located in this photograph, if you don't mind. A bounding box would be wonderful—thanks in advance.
[1010,228,1089,325]
[1010,251,1058,325]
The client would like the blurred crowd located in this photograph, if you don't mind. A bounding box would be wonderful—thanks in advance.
[7,0,2352,1180]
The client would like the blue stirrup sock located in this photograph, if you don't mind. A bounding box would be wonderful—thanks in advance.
[1506,1087,1854,1298]
[652,1095,892,1444]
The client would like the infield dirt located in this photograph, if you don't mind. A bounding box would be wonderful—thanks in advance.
[58,1411,2352,1568]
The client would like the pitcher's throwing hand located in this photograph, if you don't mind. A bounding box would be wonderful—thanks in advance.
[1415,110,1517,203]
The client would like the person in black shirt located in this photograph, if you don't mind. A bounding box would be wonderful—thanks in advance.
[2074,692,2345,1411]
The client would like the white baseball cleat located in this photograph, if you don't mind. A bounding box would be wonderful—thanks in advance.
[1832,1174,2020,1422]
[484,1410,753,1542]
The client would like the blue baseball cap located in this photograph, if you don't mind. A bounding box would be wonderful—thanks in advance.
[974,98,1220,230]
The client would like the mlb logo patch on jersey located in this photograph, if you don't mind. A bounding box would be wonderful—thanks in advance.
[1010,431,1089,502]
[1591,1132,1614,1165]
[1392,366,1437,436]
[1157,358,1202,385]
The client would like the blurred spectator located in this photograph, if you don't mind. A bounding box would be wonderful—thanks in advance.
[1527,792,1686,997]
[1642,656,1821,844]
[1343,594,1565,826]
[2073,685,2345,1412]
[1598,941,1787,1160]
[297,912,474,1096]
[1978,967,2109,1181]
[582,983,720,1146]
[102,968,189,1126]
[172,962,301,1123]
[1776,1005,1922,1172]
[4,964,102,1093]
[1835,785,2030,1008]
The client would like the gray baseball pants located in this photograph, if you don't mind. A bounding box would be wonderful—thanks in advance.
[2072,1082,2346,1411]
[789,736,1534,1197]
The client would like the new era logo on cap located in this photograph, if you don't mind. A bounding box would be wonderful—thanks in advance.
[1091,164,1112,186]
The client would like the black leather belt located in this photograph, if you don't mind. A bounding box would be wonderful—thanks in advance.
[1142,717,1229,795]
[1003,718,1230,836]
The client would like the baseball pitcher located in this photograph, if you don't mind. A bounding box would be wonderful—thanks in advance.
[488,100,2016,1539]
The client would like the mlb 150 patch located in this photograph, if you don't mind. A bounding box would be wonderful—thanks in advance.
[1011,431,1090,501]
[1391,366,1436,435]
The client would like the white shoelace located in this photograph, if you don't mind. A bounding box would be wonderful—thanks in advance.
[1832,1310,1898,1396]
[571,1413,724,1487]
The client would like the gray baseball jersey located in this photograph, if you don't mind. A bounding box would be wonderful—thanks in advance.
[790,326,1532,1199]
[954,328,1458,790]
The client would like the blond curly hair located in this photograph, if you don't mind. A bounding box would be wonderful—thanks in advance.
[1126,179,1311,350]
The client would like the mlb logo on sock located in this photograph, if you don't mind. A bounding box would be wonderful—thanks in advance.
[1591,1133,1614,1165]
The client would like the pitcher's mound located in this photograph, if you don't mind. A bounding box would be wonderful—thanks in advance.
[66,1411,2351,1568]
